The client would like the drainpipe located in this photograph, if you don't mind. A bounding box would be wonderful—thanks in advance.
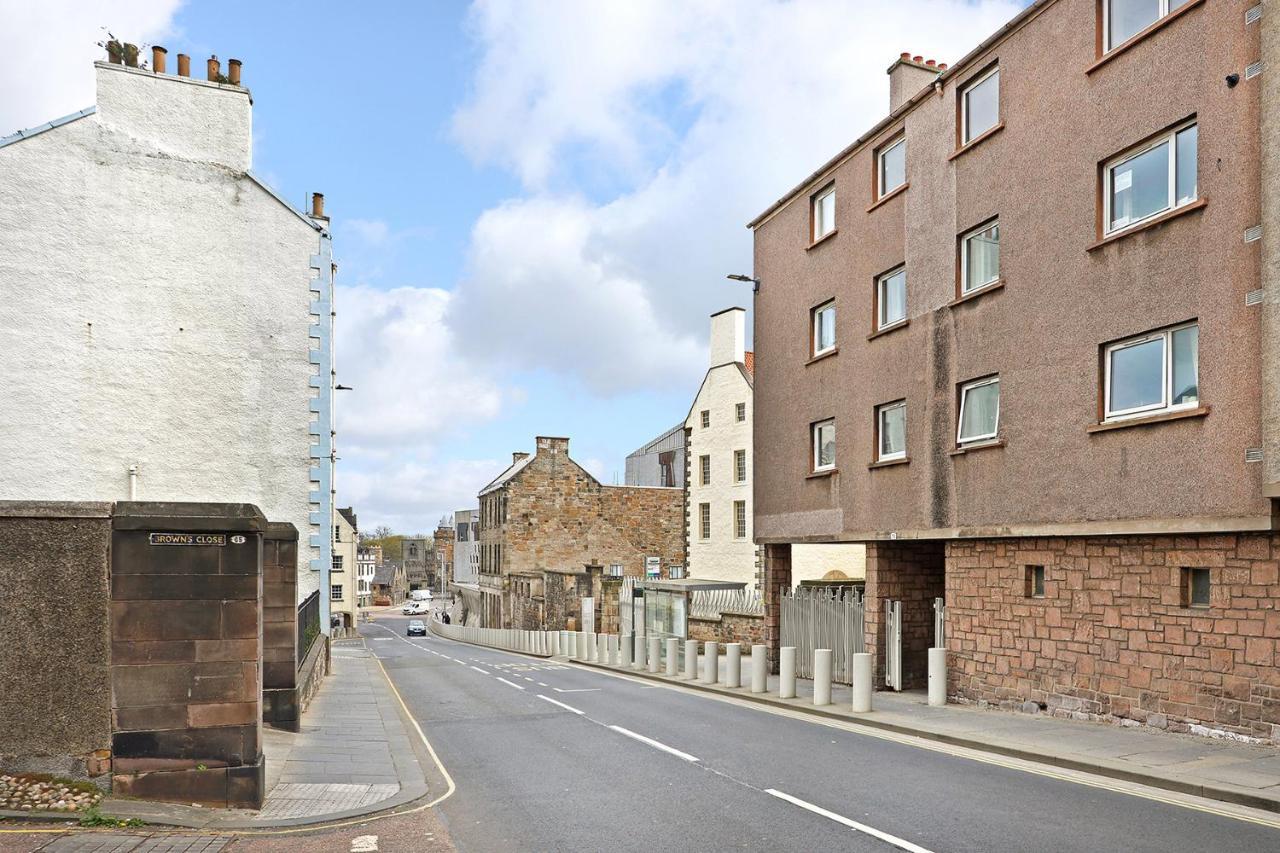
[128,465,138,500]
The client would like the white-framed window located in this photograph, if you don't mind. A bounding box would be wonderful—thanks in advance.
[1105,121,1197,235]
[734,449,747,483]
[877,267,907,330]
[961,66,999,144]
[876,401,907,462]
[699,503,711,539]
[878,136,906,198]
[700,409,710,428]
[736,402,746,422]
[331,584,343,601]
[961,220,1000,293]
[1104,0,1192,52]
[332,555,344,572]
[812,300,836,356]
[734,500,747,539]
[957,376,1000,445]
[700,454,711,486]
[1104,322,1199,420]
[812,184,836,241]
[812,419,836,472]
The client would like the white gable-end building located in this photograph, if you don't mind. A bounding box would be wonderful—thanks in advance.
[0,52,335,619]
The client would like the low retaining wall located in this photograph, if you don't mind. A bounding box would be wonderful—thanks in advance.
[688,610,765,647]
[297,634,330,714]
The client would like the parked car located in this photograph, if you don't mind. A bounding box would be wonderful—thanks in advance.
[402,600,428,615]
[407,619,426,636]
[409,589,433,602]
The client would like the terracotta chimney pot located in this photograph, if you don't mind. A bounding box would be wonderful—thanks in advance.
[227,58,241,86]
[152,46,167,74]
[311,193,325,218]
[913,54,923,62]
[926,58,936,67]
[900,51,911,59]
[177,53,190,77]
[207,56,220,82]
[106,40,123,65]
[938,63,948,70]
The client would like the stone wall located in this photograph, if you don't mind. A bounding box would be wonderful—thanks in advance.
[947,533,1280,742]
[262,523,299,731]
[865,541,945,690]
[688,611,765,646]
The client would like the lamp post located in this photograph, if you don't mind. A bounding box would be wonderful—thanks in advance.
[726,273,759,293]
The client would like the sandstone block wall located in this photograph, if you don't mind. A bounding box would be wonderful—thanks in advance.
[688,611,765,646]
[865,541,944,689]
[262,523,299,731]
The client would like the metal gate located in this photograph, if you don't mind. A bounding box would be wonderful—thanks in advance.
[779,586,865,684]
[884,599,903,691]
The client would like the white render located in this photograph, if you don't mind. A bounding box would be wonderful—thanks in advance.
[0,62,330,603]
[332,509,359,628]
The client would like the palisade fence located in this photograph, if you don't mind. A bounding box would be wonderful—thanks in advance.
[619,576,638,637]
[689,588,765,619]
[297,589,321,669]
[779,586,865,684]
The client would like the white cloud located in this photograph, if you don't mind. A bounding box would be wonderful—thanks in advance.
[344,218,392,247]
[338,455,498,534]
[0,0,183,135]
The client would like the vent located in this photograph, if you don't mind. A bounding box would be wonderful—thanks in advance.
[1246,61,1262,79]
[1246,289,1264,306]
[1246,4,1262,25]
[1246,448,1264,463]
[1246,224,1263,243]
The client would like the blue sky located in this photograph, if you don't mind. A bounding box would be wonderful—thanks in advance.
[4,0,1028,532]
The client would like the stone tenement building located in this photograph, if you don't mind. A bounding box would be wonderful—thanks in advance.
[401,536,430,590]
[477,436,684,630]
[750,0,1280,740]
[434,517,455,591]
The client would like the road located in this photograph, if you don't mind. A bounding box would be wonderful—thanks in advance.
[366,615,1280,853]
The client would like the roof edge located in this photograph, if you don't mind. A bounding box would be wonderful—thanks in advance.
[0,106,96,150]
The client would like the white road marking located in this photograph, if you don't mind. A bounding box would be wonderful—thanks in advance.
[537,695,585,715]
[497,677,526,690]
[350,835,378,852]
[607,725,699,763]
[537,682,548,687]
[765,789,934,853]
[371,638,393,641]
[470,666,491,675]
[553,687,600,693]
[523,677,534,682]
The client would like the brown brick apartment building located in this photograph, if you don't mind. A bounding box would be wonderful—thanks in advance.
[750,0,1280,740]
[477,436,685,630]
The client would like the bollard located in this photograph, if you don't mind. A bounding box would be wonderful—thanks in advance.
[579,632,590,661]
[549,631,559,656]
[684,639,698,679]
[813,649,833,706]
[587,632,598,662]
[610,634,621,666]
[666,638,679,676]
[852,652,873,712]
[634,633,646,670]
[702,641,719,684]
[928,647,946,707]
[620,633,633,667]
[780,646,796,699]
[725,643,742,688]
[648,636,661,673]
[751,644,767,693]
[564,631,575,659]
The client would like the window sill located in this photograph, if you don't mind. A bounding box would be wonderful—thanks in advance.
[807,228,839,251]
[948,279,1005,307]
[868,457,910,470]
[1086,405,1209,434]
[806,347,839,366]
[806,468,838,480]
[1087,199,1207,252]
[948,122,1005,161]
[867,319,909,341]
[866,182,909,213]
[1085,0,1206,75]
[949,438,1005,456]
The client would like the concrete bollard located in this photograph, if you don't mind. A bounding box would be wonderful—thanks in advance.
[648,636,661,673]
[684,639,698,679]
[620,633,633,667]
[666,638,679,676]
[928,647,946,707]
[852,652,873,712]
[725,643,742,688]
[813,649,833,706]
[634,633,646,670]
[549,631,558,656]
[751,644,766,693]
[587,632,598,662]
[702,641,719,684]
[564,631,575,659]
[780,646,796,699]
[578,632,590,661]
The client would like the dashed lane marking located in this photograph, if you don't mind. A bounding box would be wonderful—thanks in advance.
[497,677,526,690]
[470,666,491,675]
[537,695,585,715]
[766,789,934,853]
[608,725,699,763]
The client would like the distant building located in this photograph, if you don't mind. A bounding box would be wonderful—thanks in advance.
[626,424,686,488]
[331,507,359,630]
[450,509,482,625]
[356,545,380,607]
[372,560,407,606]
[402,537,430,590]
[434,517,454,592]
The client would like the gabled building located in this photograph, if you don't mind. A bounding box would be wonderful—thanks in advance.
[372,560,408,606]
[401,536,430,590]
[332,507,359,631]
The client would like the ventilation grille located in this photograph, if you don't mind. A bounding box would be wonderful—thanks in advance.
[1246,289,1264,306]
[1246,61,1263,80]
[1246,224,1263,243]
[1246,448,1264,463]
[1246,4,1262,25]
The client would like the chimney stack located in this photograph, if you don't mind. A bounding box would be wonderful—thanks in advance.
[536,436,570,455]
[708,307,746,367]
[177,53,190,77]
[151,46,167,74]
[227,58,241,86]
[887,52,944,113]
[207,56,220,82]
[512,452,530,465]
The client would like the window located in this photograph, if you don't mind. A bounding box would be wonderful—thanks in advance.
[734,449,747,483]
[332,555,344,572]
[701,409,710,429]
[812,419,836,472]
[1181,567,1210,608]
[700,454,711,486]
[1104,322,1198,420]
[331,584,343,601]
[1105,121,1197,234]
[812,301,836,356]
[812,184,836,241]
[877,267,907,330]
[876,401,906,462]
[961,220,1000,293]
[878,136,906,197]
[1105,0,1192,52]
[736,402,746,422]
[1025,565,1045,598]
[734,501,747,539]
[699,503,711,539]
[334,524,341,542]
[961,67,999,144]
[957,377,1000,445]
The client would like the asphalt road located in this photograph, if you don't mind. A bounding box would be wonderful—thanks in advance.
[364,616,1280,853]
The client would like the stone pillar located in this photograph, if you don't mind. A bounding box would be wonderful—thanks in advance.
[763,543,792,672]
[262,523,300,731]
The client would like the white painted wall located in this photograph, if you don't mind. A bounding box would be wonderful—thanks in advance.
[332,510,358,626]
[0,63,324,601]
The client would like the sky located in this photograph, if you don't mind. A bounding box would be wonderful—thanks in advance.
[1,0,1026,534]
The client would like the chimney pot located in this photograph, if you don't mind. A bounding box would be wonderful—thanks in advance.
[123,43,140,68]
[900,51,911,59]
[926,58,936,67]
[151,46,167,74]
[938,63,948,70]
[106,40,123,65]
[177,53,190,77]
[207,56,220,82]
[227,58,241,86]
[311,193,325,218]
[913,55,923,62]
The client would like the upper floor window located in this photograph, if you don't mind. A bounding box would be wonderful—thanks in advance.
[734,500,747,539]
[699,503,711,539]
[812,419,836,472]
[876,267,907,331]
[961,220,1000,293]
[961,67,999,144]
[812,300,836,356]
[876,401,907,462]
[700,454,711,486]
[957,376,1000,446]
[736,402,746,422]
[331,584,343,601]
[878,136,906,198]
[332,555,344,572]
[734,449,747,483]
[1104,322,1198,420]
[334,525,341,542]
[812,184,836,241]
[700,409,710,428]
[1105,0,1193,52]
[1105,121,1197,235]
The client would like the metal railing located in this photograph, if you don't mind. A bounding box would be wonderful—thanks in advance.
[779,586,865,684]
[689,588,765,619]
[297,589,321,669]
